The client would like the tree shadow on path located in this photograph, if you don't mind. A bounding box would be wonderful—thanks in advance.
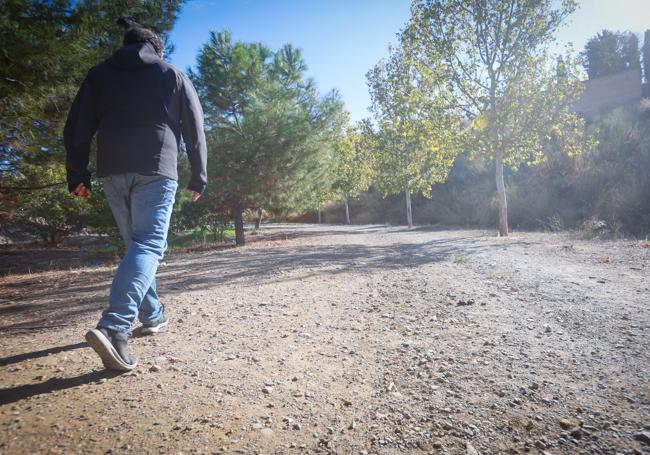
[0,229,518,334]
[158,235,492,292]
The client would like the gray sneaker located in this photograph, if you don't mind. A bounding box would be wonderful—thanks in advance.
[85,327,137,372]
[141,310,169,335]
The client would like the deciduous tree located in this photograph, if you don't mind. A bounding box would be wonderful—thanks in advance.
[331,121,375,224]
[407,0,592,235]
[367,44,459,228]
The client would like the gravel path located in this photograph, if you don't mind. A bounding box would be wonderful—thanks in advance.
[0,224,648,454]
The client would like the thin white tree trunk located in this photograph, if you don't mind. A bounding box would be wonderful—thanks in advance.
[317,197,322,224]
[254,208,263,231]
[343,192,351,225]
[405,188,413,228]
[495,152,509,236]
[232,203,245,246]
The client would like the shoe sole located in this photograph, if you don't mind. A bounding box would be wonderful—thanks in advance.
[85,329,137,372]
[140,318,169,335]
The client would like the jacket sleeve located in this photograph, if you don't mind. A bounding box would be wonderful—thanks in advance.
[179,74,208,193]
[64,74,98,192]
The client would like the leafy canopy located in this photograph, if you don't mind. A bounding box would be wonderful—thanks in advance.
[406,0,591,168]
[367,43,461,197]
[331,120,375,200]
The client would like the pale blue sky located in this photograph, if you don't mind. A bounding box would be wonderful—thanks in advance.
[169,0,650,121]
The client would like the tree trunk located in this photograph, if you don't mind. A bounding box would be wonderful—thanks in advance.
[495,152,509,236]
[254,208,263,231]
[317,197,322,224]
[43,228,63,246]
[405,188,413,228]
[232,203,245,246]
[343,192,351,225]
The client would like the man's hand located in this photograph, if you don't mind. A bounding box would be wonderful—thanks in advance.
[187,189,201,202]
[72,183,91,199]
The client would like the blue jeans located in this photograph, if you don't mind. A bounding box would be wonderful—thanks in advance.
[99,173,177,334]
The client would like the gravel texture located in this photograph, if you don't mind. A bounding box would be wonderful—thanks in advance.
[0,224,648,454]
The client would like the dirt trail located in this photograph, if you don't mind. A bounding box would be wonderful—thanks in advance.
[0,224,648,454]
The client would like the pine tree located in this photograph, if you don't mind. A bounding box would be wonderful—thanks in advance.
[582,30,641,79]
[191,31,344,245]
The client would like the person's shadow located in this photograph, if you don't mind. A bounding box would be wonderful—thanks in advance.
[0,342,88,367]
[0,342,122,405]
[0,370,121,405]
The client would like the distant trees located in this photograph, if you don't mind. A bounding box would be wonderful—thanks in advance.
[331,121,375,224]
[582,30,641,79]
[190,30,344,245]
[405,0,592,236]
[325,102,650,237]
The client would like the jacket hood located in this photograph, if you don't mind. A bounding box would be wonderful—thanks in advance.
[107,42,161,70]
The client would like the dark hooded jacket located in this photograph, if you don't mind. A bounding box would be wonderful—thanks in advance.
[64,42,207,193]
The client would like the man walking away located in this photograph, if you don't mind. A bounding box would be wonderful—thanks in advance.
[64,27,207,371]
